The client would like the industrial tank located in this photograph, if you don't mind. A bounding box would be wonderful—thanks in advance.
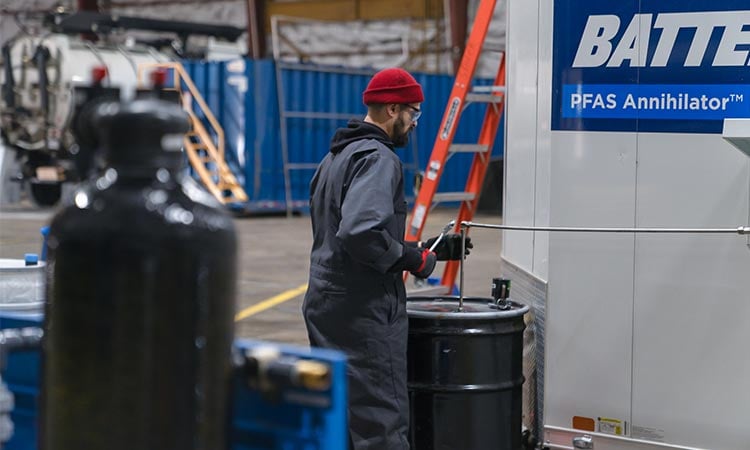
[41,97,237,450]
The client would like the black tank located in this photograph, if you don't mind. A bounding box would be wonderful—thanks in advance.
[41,98,237,450]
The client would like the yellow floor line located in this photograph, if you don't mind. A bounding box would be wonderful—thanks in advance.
[234,283,308,321]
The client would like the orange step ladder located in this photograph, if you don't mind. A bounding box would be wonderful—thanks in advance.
[405,0,506,292]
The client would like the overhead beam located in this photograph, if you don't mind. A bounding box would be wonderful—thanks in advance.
[359,0,443,20]
[266,0,444,22]
[246,0,268,58]
[447,0,469,73]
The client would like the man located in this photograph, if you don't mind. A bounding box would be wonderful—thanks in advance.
[302,67,471,450]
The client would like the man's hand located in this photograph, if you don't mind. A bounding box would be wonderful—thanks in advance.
[423,234,473,261]
[411,249,437,279]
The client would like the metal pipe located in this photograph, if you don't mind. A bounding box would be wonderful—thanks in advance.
[270,15,283,61]
[77,0,100,41]
[33,44,51,122]
[276,59,376,76]
[461,221,750,235]
[283,111,357,120]
[428,220,456,252]
[545,425,707,449]
[78,0,99,10]
[458,227,466,312]
[391,31,411,69]
[273,60,293,216]
[447,0,469,74]
[245,0,267,59]
[1,42,17,108]
[52,11,245,42]
[453,220,750,312]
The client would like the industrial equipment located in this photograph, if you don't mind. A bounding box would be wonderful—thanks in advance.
[0,314,347,450]
[0,89,346,450]
[502,0,750,448]
[0,8,244,206]
[0,257,44,313]
[42,93,236,450]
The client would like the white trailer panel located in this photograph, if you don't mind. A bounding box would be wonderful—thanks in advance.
[503,1,750,449]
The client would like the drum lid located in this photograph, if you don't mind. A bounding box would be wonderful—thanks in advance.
[407,296,529,319]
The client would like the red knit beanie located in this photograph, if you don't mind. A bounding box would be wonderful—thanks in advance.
[362,68,424,105]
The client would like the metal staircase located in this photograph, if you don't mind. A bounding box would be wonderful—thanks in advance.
[137,62,248,204]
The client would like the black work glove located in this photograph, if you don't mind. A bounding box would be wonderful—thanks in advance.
[411,249,437,279]
[423,234,473,261]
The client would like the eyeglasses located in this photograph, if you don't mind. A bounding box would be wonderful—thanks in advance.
[401,104,422,122]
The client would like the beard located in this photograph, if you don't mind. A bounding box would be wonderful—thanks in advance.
[391,116,411,148]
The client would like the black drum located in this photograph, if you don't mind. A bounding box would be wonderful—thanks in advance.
[407,296,529,450]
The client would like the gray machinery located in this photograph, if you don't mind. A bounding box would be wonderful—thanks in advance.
[0,9,244,206]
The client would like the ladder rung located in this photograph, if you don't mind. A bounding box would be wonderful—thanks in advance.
[433,192,475,203]
[465,93,504,104]
[287,163,319,170]
[283,111,354,120]
[471,85,506,93]
[449,144,489,153]
[224,195,248,204]
[406,284,451,296]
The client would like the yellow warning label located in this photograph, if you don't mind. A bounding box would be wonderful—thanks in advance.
[598,417,626,436]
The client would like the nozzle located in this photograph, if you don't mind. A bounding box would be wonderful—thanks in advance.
[491,278,512,310]
[295,360,332,391]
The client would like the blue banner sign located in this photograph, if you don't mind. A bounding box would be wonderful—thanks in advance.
[552,0,750,133]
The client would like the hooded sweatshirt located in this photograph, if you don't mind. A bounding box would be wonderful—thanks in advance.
[308,119,423,279]
[329,119,394,154]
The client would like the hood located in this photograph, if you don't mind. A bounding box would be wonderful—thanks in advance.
[329,119,394,154]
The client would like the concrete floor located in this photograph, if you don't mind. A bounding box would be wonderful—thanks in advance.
[0,200,503,347]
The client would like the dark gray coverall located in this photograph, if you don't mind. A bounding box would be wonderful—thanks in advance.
[303,120,415,450]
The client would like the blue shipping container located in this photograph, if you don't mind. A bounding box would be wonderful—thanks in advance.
[182,59,504,207]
